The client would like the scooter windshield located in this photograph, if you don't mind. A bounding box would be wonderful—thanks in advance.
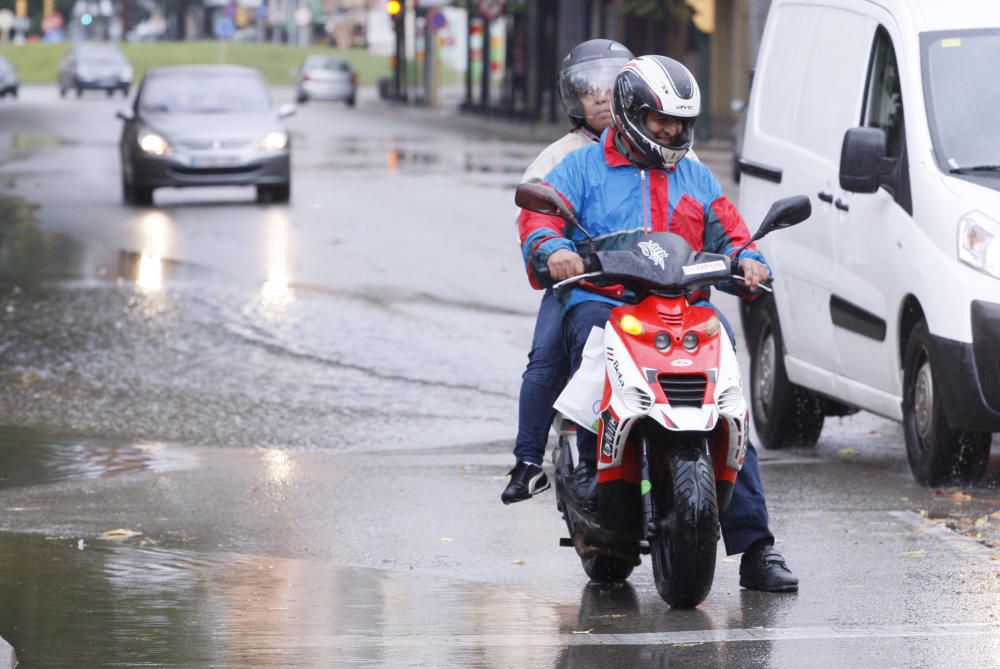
[594,232,732,294]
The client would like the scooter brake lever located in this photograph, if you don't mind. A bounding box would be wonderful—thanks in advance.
[731,274,774,293]
[553,271,603,291]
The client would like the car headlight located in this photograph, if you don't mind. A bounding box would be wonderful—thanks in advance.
[121,67,133,81]
[138,130,171,156]
[958,211,1000,279]
[261,131,288,151]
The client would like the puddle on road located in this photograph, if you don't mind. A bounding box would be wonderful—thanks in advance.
[0,533,570,669]
[0,427,199,490]
[314,136,535,189]
[0,194,211,290]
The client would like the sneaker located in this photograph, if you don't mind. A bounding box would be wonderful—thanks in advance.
[573,461,598,512]
[739,542,799,592]
[501,461,550,505]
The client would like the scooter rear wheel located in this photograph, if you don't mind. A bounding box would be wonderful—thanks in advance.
[650,447,719,608]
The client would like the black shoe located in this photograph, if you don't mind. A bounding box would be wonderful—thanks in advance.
[573,461,598,512]
[739,543,799,592]
[501,461,550,505]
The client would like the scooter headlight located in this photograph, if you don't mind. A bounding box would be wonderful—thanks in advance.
[620,315,643,336]
[654,332,671,351]
[683,331,699,352]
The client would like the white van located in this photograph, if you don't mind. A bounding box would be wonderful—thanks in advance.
[738,0,1000,486]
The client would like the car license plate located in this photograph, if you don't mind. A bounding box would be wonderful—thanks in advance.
[191,155,242,168]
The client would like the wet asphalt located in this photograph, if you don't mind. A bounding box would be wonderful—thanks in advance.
[0,84,998,668]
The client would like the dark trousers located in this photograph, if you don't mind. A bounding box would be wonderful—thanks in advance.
[514,290,569,465]
[564,299,773,556]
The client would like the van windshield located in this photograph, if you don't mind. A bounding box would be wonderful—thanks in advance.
[922,29,1000,174]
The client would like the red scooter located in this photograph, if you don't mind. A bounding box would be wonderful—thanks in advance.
[516,184,810,608]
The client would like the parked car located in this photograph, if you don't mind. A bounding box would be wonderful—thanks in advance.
[117,65,295,205]
[58,43,132,98]
[0,54,19,98]
[738,0,1000,486]
[295,55,357,106]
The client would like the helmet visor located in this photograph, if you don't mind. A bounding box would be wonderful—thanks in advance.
[559,59,627,121]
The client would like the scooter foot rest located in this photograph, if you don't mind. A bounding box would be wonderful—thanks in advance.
[559,537,574,547]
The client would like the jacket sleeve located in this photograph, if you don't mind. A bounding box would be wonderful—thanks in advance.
[700,171,770,298]
[518,156,585,285]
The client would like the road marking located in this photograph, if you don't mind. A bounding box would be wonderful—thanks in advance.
[889,510,996,559]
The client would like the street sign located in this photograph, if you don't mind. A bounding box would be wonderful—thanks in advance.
[0,9,13,31]
[477,0,503,21]
[213,16,235,38]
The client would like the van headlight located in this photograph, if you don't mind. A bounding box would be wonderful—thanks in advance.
[261,131,288,151]
[138,130,171,156]
[958,211,1000,279]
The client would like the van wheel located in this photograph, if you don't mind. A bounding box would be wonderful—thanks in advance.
[902,320,990,486]
[748,297,824,449]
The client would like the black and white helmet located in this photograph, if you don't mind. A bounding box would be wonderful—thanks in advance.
[611,55,701,168]
[558,39,634,128]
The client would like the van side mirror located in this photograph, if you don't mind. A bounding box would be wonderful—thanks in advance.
[115,109,134,122]
[840,127,897,193]
[515,182,576,223]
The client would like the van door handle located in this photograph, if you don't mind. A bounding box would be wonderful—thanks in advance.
[817,191,834,203]
[835,198,849,212]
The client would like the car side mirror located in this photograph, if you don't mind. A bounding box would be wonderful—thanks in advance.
[840,127,897,193]
[116,109,134,122]
[754,195,812,240]
[278,103,296,118]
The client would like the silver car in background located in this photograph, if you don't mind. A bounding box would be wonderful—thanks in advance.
[117,65,295,205]
[58,43,132,98]
[0,54,19,98]
[295,56,357,107]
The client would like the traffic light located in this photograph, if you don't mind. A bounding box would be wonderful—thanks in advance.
[15,0,26,17]
[43,0,53,16]
[386,0,401,16]
[686,0,715,34]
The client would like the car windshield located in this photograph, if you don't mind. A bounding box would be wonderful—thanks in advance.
[305,57,350,72]
[921,29,1000,173]
[140,72,271,114]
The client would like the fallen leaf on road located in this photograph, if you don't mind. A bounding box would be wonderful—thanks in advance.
[934,489,972,502]
[572,629,593,635]
[836,448,858,458]
[440,537,453,543]
[512,559,525,565]
[902,549,926,558]
[101,529,143,540]
[673,643,703,648]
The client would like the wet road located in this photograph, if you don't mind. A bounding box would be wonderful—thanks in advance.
[0,85,999,668]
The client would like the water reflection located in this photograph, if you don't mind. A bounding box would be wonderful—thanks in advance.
[260,211,294,308]
[0,427,198,489]
[0,534,565,668]
[0,195,84,287]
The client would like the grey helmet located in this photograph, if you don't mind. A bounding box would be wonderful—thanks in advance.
[558,39,634,129]
[611,55,701,168]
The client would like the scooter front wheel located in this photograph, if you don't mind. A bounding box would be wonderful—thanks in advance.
[650,447,719,608]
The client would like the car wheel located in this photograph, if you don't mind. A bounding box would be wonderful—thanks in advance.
[123,86,130,97]
[106,89,113,97]
[121,176,134,205]
[11,88,16,99]
[748,295,825,449]
[127,181,153,206]
[59,86,66,98]
[296,91,307,104]
[902,320,990,486]
[346,96,356,108]
[75,87,83,98]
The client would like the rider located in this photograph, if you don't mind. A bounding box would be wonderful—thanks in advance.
[501,38,634,505]
[518,55,798,592]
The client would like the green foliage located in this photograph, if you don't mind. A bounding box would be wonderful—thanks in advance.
[621,0,691,20]
[0,41,393,84]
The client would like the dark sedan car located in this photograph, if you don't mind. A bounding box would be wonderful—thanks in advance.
[58,43,132,97]
[117,65,294,205]
[0,54,19,98]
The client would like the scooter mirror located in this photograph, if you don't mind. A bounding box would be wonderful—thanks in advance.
[754,195,812,240]
[515,182,577,223]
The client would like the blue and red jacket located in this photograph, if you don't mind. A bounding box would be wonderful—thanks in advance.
[518,128,768,312]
